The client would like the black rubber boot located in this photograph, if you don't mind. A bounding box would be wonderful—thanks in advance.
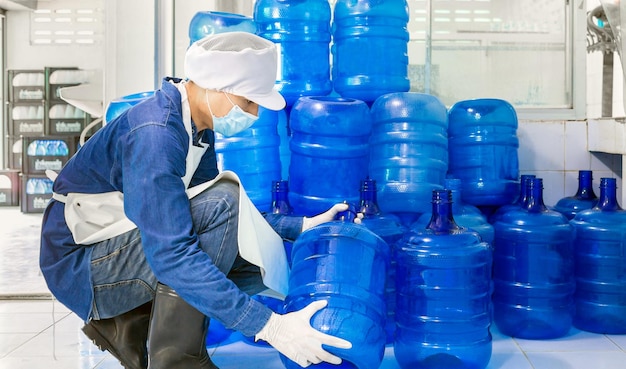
[147,283,219,369]
[82,301,152,369]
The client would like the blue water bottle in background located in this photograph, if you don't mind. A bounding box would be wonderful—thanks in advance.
[105,91,155,125]
[188,11,255,45]
[254,0,332,107]
[489,174,536,224]
[492,178,575,339]
[369,92,448,223]
[553,170,598,220]
[332,0,410,104]
[214,106,282,212]
[282,217,389,369]
[571,177,626,334]
[395,189,493,369]
[358,178,407,345]
[413,178,494,244]
[448,98,520,207]
[288,96,372,216]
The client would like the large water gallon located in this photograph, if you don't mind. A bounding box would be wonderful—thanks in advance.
[369,92,448,219]
[395,189,493,369]
[413,178,494,244]
[188,11,255,45]
[254,0,332,107]
[357,178,407,345]
[282,218,389,369]
[571,177,626,334]
[332,0,410,104]
[448,98,520,207]
[489,174,536,224]
[288,96,372,216]
[553,170,598,220]
[104,91,155,125]
[492,178,575,339]
[214,106,282,212]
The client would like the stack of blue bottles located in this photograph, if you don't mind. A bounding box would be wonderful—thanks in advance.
[27,139,70,157]
[448,98,520,207]
[282,214,389,369]
[492,178,575,339]
[489,174,536,224]
[25,177,53,195]
[413,178,494,245]
[553,170,598,220]
[288,96,372,216]
[357,178,407,345]
[214,106,282,212]
[105,91,155,125]
[571,177,626,334]
[369,92,448,222]
[254,0,332,107]
[331,0,410,104]
[188,11,255,45]
[395,189,493,369]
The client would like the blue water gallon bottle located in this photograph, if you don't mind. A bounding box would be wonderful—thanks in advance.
[358,178,407,345]
[288,96,372,216]
[254,0,332,107]
[369,92,448,219]
[492,178,575,339]
[282,218,389,369]
[571,177,626,334]
[413,178,494,244]
[188,11,255,45]
[448,98,520,207]
[332,0,410,104]
[105,91,155,125]
[395,189,493,369]
[214,106,282,212]
[553,170,598,220]
[489,174,536,224]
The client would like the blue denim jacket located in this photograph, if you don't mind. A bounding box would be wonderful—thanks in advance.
[40,78,301,336]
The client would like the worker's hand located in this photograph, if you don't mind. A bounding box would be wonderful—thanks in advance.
[255,300,352,367]
[301,203,362,232]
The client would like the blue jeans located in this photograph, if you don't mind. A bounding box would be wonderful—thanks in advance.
[88,181,266,320]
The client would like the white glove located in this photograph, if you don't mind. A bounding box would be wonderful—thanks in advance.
[255,300,352,367]
[302,203,362,231]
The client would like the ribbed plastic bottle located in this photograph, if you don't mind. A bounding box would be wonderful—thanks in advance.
[413,178,494,245]
[104,91,155,125]
[553,170,598,220]
[358,178,406,345]
[369,92,448,219]
[214,106,282,212]
[448,99,520,207]
[489,174,536,224]
[188,11,255,45]
[288,96,372,216]
[394,189,493,369]
[492,178,575,339]
[282,216,389,369]
[571,177,626,334]
[332,0,410,104]
[270,179,295,265]
[254,0,332,107]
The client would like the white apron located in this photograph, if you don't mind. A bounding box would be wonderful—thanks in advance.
[49,82,289,295]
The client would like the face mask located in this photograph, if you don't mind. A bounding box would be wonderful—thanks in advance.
[206,90,258,137]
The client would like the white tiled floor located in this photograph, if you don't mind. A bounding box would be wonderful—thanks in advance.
[1,206,626,369]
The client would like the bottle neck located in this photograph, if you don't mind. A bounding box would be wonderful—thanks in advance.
[517,175,536,206]
[596,178,621,211]
[576,171,597,200]
[426,190,460,233]
[271,180,292,215]
[523,178,548,213]
[359,179,381,216]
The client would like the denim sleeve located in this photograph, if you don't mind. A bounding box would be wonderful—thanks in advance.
[121,123,271,336]
[263,214,303,242]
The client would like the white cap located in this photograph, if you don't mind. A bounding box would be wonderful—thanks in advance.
[184,32,286,111]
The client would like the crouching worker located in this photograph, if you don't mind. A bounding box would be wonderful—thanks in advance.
[39,32,352,369]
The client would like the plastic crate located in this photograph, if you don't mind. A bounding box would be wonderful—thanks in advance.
[22,136,77,175]
[46,102,87,135]
[0,170,20,206]
[7,102,46,136]
[8,69,45,102]
[20,174,53,213]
